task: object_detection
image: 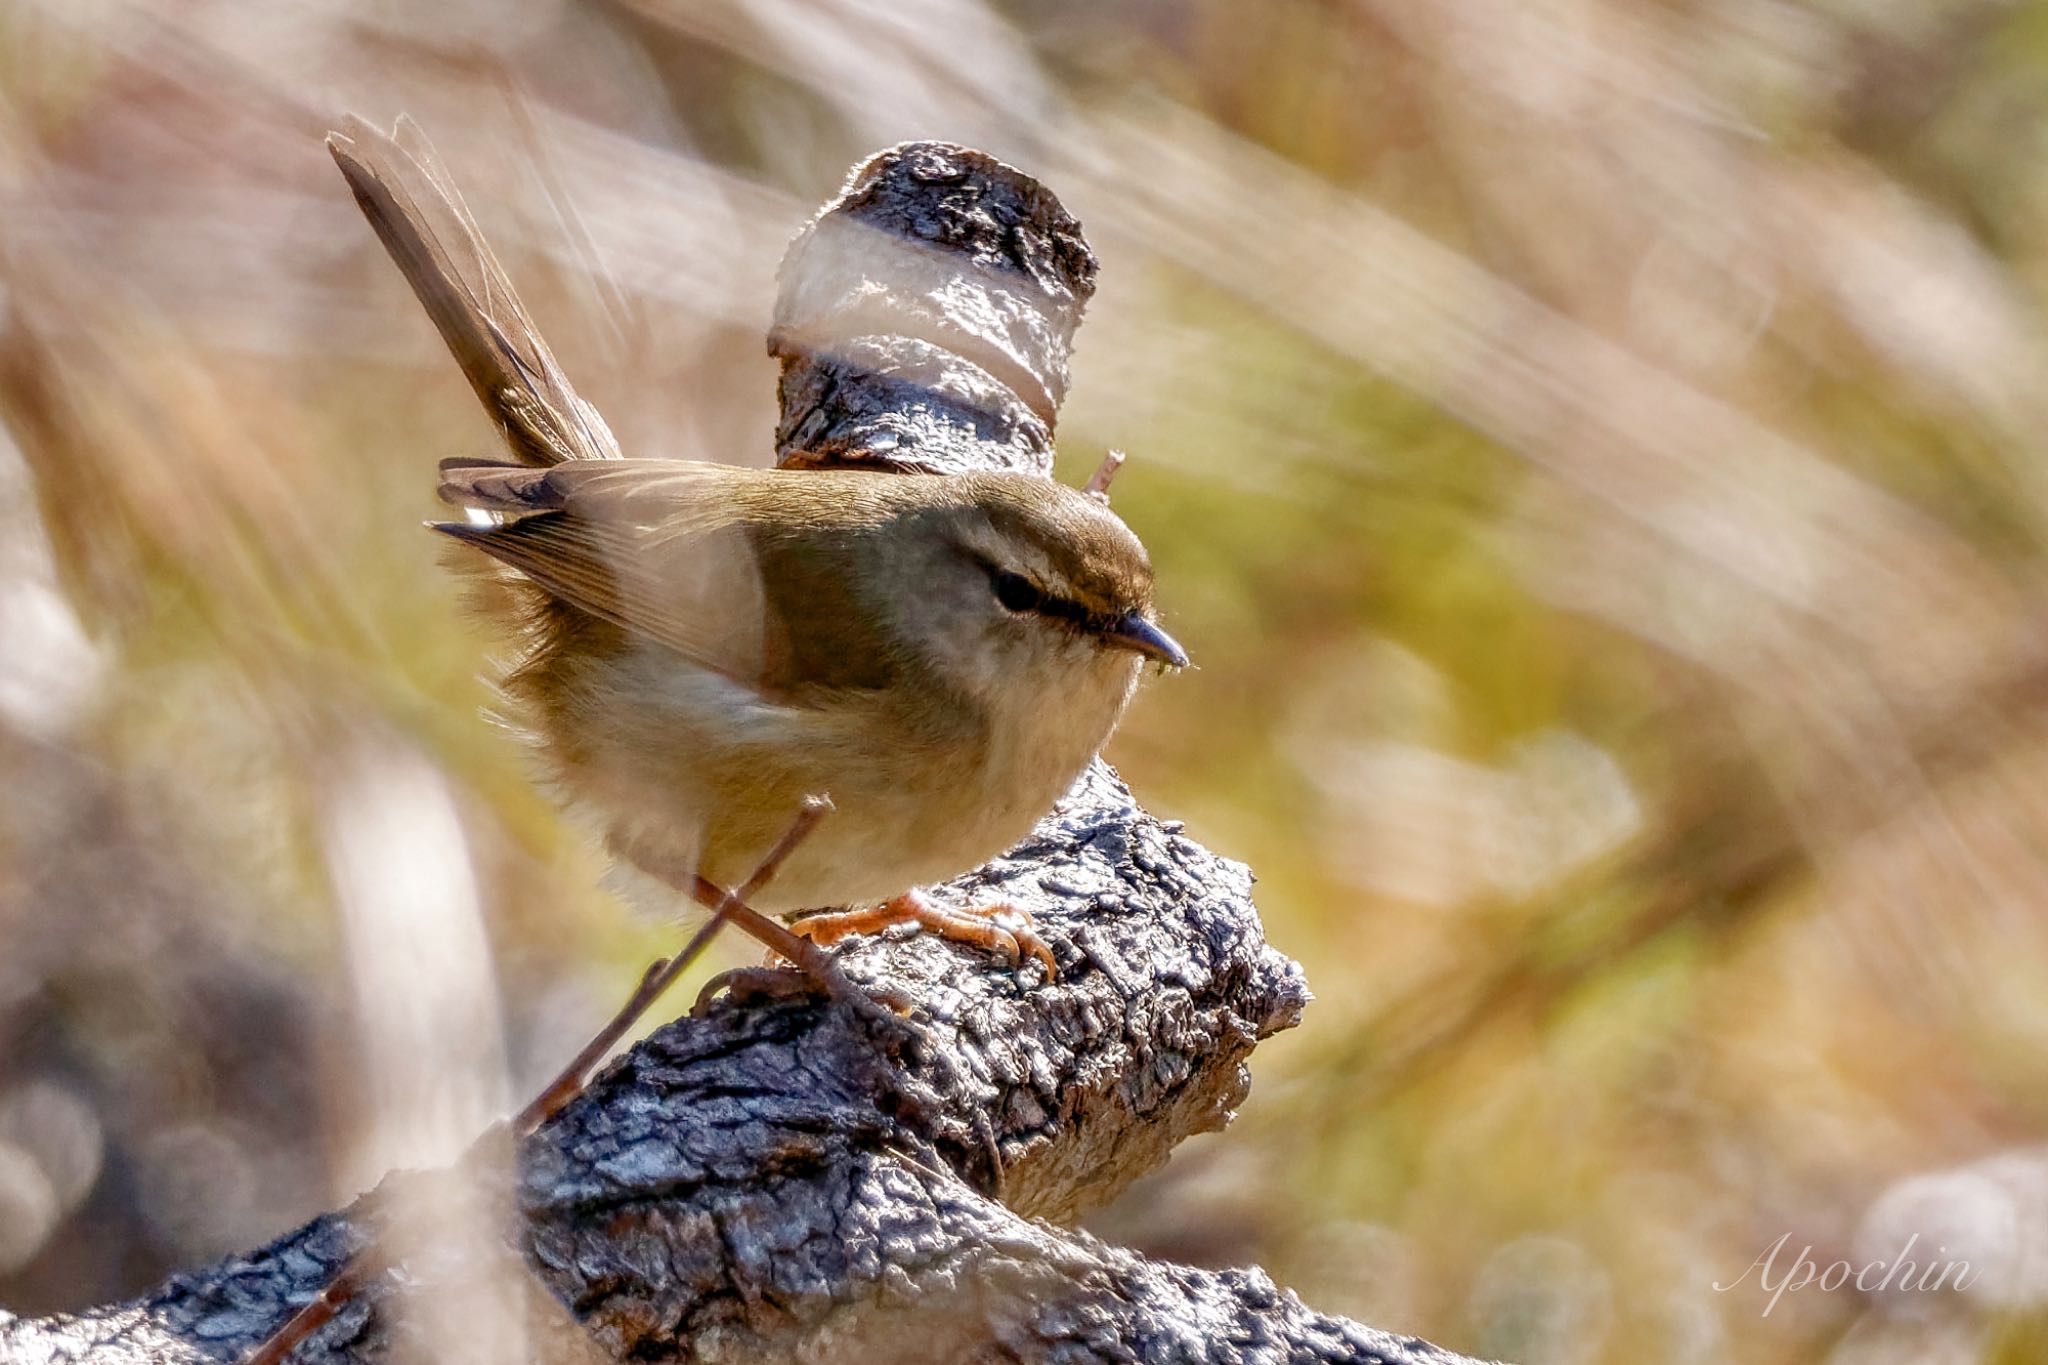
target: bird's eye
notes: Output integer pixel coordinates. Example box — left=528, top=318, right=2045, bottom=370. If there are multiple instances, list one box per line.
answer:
left=992, top=571, right=1042, bottom=613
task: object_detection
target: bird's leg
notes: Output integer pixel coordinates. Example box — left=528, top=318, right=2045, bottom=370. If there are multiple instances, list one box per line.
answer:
left=511, top=797, right=833, bottom=1135
left=681, top=880, right=914, bottom=1024
left=657, top=874, right=914, bottom=1024
left=612, top=808, right=913, bottom=1024
left=788, top=889, right=1057, bottom=978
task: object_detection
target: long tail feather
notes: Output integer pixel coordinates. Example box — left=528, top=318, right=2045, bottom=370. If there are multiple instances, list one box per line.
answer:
left=327, top=115, right=621, bottom=467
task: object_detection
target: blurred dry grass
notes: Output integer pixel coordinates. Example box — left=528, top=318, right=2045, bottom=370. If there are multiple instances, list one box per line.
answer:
left=5, top=1, right=2048, bottom=1361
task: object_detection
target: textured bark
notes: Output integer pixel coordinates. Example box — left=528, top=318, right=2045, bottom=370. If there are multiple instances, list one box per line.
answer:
left=0, top=142, right=1490, bottom=1365
left=770, top=141, right=1091, bottom=473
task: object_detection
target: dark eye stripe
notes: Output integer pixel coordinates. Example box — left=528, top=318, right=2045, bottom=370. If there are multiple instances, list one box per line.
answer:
left=986, top=566, right=1104, bottom=630
left=1033, top=594, right=1095, bottom=628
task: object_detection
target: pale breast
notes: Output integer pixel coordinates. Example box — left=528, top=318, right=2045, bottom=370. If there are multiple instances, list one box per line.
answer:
left=532, top=635, right=1141, bottom=916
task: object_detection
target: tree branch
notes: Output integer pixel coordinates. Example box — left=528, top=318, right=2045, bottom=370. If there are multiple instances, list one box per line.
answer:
left=0, top=141, right=1490, bottom=1365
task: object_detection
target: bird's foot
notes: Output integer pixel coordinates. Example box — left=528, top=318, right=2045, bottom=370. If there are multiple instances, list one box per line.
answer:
left=691, top=965, right=810, bottom=1015
left=692, top=953, right=914, bottom=1030
left=789, top=889, right=1057, bottom=977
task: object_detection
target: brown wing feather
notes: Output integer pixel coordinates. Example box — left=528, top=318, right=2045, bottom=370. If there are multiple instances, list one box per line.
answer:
left=328, top=115, right=620, bottom=467
left=435, top=461, right=774, bottom=685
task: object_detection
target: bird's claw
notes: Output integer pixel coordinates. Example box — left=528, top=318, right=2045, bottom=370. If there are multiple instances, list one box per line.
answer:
left=692, top=961, right=914, bottom=1031
left=788, top=890, right=1057, bottom=979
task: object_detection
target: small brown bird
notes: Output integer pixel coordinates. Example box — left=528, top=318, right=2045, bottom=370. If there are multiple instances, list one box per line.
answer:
left=329, top=118, right=1185, bottom=983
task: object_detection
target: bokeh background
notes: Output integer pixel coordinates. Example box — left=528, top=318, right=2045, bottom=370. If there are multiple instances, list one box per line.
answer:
left=4, top=1, right=2048, bottom=1361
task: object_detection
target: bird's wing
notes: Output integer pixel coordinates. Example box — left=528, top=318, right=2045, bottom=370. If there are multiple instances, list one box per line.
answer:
left=328, top=115, right=620, bottom=466
left=436, top=460, right=775, bottom=684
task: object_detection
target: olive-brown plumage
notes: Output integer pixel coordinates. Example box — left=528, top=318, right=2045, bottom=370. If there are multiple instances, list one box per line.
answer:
left=433, top=460, right=1182, bottom=913
left=330, top=114, right=1185, bottom=939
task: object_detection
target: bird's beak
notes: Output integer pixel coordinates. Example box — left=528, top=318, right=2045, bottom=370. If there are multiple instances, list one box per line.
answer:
left=1102, top=613, right=1190, bottom=668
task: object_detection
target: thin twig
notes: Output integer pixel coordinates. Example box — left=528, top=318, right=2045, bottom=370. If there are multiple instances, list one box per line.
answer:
left=242, top=797, right=833, bottom=1365
left=1082, top=448, right=1125, bottom=500
left=512, top=794, right=832, bottom=1134
left=241, top=1265, right=362, bottom=1365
